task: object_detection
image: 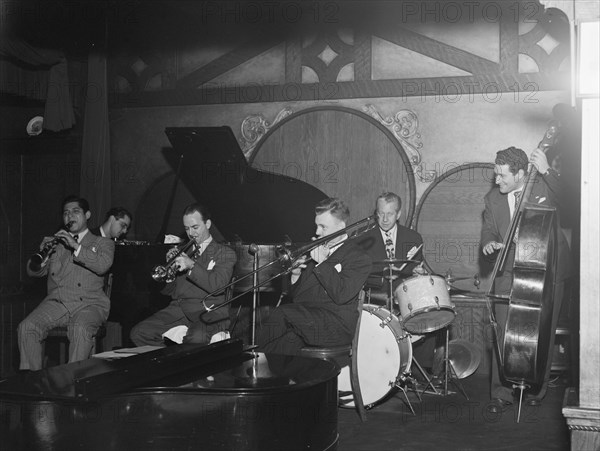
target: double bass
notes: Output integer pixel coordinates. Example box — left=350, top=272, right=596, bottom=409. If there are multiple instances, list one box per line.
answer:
left=486, top=124, right=561, bottom=417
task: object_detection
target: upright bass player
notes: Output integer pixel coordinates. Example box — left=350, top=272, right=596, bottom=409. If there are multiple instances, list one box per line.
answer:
left=482, top=146, right=572, bottom=413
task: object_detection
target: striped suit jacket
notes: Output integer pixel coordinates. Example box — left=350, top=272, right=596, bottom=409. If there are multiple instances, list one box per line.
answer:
left=27, top=231, right=115, bottom=311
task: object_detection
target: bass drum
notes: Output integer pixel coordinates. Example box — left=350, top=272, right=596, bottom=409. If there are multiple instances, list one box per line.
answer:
left=339, top=305, right=413, bottom=408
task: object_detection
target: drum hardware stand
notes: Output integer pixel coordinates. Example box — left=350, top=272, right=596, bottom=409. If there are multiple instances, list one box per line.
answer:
left=249, top=244, right=260, bottom=346
left=441, top=328, right=468, bottom=399
left=393, top=371, right=418, bottom=415
left=511, top=381, right=531, bottom=423
left=411, top=355, right=440, bottom=396
left=424, top=328, right=469, bottom=400
left=382, top=271, right=398, bottom=314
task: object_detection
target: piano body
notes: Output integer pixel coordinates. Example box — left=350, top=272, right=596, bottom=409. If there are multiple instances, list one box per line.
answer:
left=110, top=126, right=328, bottom=345
left=0, top=340, right=340, bottom=450
left=0, top=128, right=341, bottom=449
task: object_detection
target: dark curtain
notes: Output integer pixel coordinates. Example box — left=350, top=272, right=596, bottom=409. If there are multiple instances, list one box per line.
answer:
left=80, top=50, right=111, bottom=227
left=0, top=38, right=75, bottom=131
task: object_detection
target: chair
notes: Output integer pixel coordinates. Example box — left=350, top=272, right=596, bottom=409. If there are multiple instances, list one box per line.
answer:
left=43, top=274, right=112, bottom=367
left=298, top=290, right=367, bottom=422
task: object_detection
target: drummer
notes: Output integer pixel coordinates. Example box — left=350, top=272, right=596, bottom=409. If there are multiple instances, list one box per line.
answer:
left=354, top=191, right=424, bottom=294
left=354, top=192, right=436, bottom=374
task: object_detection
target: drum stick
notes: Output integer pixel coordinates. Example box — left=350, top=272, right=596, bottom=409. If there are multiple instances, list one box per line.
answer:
left=396, top=243, right=423, bottom=273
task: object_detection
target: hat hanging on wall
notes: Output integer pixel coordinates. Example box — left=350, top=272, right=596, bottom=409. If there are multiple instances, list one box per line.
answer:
left=26, top=116, right=44, bottom=136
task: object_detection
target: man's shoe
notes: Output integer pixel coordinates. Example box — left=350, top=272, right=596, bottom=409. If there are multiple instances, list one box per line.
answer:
left=525, top=397, right=542, bottom=407
left=488, top=398, right=512, bottom=414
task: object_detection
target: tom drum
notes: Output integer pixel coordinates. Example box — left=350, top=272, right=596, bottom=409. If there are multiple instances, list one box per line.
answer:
left=394, top=275, right=456, bottom=334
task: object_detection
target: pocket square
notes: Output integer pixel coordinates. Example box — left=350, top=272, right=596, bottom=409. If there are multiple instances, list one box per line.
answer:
left=334, top=263, right=342, bottom=273
left=538, top=197, right=546, bottom=203
left=207, top=259, right=216, bottom=270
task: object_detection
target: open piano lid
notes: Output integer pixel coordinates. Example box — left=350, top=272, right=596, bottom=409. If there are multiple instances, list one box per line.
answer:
left=164, top=126, right=327, bottom=243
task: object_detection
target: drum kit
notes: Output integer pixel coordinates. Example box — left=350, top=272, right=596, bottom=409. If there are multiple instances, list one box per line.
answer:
left=339, top=257, right=481, bottom=413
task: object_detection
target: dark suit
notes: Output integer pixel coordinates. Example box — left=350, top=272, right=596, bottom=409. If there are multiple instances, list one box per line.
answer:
left=18, top=230, right=115, bottom=370
left=256, top=241, right=372, bottom=355
left=482, top=169, right=571, bottom=401
left=130, top=239, right=237, bottom=346
left=354, top=223, right=423, bottom=290
left=353, top=223, right=435, bottom=366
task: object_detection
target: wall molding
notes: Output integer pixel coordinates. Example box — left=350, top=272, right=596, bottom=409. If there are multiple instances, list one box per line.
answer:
left=108, top=1, right=571, bottom=108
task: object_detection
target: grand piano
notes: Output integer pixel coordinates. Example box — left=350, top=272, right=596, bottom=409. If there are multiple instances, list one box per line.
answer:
left=0, top=340, right=340, bottom=450
left=109, top=126, right=328, bottom=345
left=0, top=127, right=340, bottom=450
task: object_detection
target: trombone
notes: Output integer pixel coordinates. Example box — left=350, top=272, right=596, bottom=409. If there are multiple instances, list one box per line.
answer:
left=201, top=215, right=377, bottom=312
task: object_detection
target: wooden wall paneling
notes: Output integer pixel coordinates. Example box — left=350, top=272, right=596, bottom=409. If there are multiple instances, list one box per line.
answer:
left=177, top=34, right=285, bottom=89
left=413, top=163, right=495, bottom=293
left=354, top=33, right=372, bottom=81
left=108, top=1, right=570, bottom=107
left=20, top=151, right=81, bottom=264
left=375, top=26, right=499, bottom=74
left=0, top=138, right=80, bottom=286
left=249, top=107, right=416, bottom=226
left=285, top=38, right=302, bottom=83
left=0, top=151, right=22, bottom=286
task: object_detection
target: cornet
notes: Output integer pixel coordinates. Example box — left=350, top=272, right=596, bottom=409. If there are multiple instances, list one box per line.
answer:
left=28, top=221, right=75, bottom=272
left=151, top=239, right=197, bottom=283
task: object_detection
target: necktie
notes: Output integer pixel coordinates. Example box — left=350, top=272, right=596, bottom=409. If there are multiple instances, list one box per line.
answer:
left=73, top=234, right=79, bottom=243
left=385, top=231, right=394, bottom=259
left=514, top=190, right=521, bottom=204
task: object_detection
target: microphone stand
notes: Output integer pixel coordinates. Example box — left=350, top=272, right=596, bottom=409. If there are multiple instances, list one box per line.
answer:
left=249, top=244, right=260, bottom=347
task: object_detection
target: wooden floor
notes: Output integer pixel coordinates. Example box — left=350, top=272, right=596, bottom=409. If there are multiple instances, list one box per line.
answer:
left=337, top=372, right=571, bottom=451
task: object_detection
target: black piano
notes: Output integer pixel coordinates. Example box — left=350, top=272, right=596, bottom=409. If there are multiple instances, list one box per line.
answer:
left=109, top=126, right=328, bottom=345
left=0, top=127, right=340, bottom=449
left=0, top=340, right=340, bottom=450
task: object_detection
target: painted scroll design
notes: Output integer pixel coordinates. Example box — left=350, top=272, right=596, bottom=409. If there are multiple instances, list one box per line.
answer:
left=240, top=108, right=293, bottom=158
left=362, top=104, right=435, bottom=182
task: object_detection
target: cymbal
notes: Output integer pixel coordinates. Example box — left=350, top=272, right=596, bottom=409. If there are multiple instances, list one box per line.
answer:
left=370, top=265, right=404, bottom=274
left=432, top=339, right=481, bottom=379
left=373, top=258, right=419, bottom=265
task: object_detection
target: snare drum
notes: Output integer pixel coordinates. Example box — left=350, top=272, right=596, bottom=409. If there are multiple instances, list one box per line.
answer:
left=394, top=275, right=456, bottom=334
left=338, top=305, right=413, bottom=408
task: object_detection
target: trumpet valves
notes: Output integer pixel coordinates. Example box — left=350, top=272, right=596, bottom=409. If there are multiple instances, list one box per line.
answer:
left=151, top=264, right=177, bottom=283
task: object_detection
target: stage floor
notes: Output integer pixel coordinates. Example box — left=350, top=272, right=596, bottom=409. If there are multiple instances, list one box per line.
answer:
left=338, top=371, right=571, bottom=451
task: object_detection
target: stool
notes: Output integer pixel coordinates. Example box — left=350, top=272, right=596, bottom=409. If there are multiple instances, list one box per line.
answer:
left=299, top=291, right=366, bottom=422
left=43, top=323, right=107, bottom=367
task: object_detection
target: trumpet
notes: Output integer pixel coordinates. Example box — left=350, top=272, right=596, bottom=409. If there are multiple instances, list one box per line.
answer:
left=151, top=239, right=197, bottom=283
left=28, top=221, right=75, bottom=272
